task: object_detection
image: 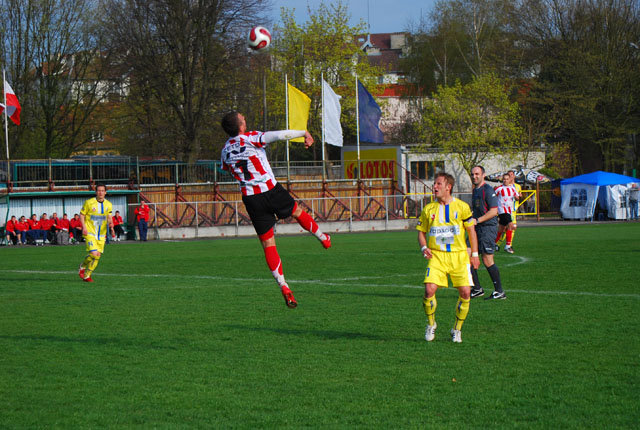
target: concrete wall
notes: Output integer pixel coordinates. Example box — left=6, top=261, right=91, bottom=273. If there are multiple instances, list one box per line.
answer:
left=401, top=150, right=546, bottom=194
left=150, top=218, right=417, bottom=241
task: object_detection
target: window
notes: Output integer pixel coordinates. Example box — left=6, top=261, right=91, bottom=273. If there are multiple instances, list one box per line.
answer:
left=411, top=161, right=444, bottom=180
left=569, top=189, right=587, bottom=207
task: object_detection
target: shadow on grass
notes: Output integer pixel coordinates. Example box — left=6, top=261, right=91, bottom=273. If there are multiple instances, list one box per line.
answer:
left=224, top=324, right=413, bottom=342
left=0, top=334, right=179, bottom=350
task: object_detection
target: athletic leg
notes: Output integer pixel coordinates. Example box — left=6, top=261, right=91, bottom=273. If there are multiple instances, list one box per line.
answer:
left=423, top=283, right=438, bottom=341
left=292, top=203, right=331, bottom=249
left=260, top=228, right=296, bottom=308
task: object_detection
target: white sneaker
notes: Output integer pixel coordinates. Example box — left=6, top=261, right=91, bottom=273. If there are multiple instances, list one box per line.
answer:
left=451, top=329, right=462, bottom=343
left=425, top=322, right=437, bottom=342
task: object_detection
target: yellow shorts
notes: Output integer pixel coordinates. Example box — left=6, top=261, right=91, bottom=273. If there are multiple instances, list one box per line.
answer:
left=85, top=236, right=106, bottom=254
left=424, top=250, right=473, bottom=288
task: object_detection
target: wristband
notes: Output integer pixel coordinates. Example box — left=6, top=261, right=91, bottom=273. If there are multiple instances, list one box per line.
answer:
left=471, top=252, right=479, bottom=257
left=421, top=246, right=428, bottom=253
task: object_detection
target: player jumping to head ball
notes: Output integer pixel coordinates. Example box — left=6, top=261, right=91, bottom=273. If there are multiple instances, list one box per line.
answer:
left=220, top=112, right=331, bottom=309
left=417, top=172, right=480, bottom=343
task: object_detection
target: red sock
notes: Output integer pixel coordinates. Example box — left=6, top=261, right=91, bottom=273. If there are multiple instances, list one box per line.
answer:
left=495, top=230, right=502, bottom=244
left=264, top=245, right=285, bottom=286
left=506, top=230, right=513, bottom=246
left=296, top=210, right=318, bottom=234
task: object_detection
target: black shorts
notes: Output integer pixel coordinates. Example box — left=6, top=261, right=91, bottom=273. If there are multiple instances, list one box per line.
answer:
left=498, top=213, right=513, bottom=226
left=475, top=223, right=497, bottom=255
left=242, top=183, right=296, bottom=236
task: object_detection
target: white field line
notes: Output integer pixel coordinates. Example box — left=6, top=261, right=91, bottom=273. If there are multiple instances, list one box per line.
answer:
left=1, top=269, right=638, bottom=299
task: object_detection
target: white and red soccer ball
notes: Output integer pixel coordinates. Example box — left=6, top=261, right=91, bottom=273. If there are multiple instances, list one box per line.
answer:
left=247, top=26, right=271, bottom=51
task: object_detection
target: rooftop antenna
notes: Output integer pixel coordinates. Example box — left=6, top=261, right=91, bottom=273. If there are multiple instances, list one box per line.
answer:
left=367, top=0, right=370, bottom=33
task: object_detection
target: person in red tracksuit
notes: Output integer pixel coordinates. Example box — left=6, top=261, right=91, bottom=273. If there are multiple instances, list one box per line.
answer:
left=112, top=210, right=125, bottom=241
left=134, top=202, right=150, bottom=241
left=40, top=213, right=55, bottom=244
left=15, top=216, right=28, bottom=244
left=27, top=214, right=46, bottom=246
left=5, top=215, right=18, bottom=245
left=55, top=213, right=71, bottom=245
left=69, top=213, right=83, bottom=243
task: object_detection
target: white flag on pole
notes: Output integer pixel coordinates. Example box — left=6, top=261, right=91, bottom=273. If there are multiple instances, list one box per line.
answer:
left=322, top=79, right=343, bottom=147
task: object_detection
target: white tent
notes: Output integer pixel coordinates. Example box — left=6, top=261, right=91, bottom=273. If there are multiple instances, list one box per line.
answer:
left=560, top=171, right=640, bottom=220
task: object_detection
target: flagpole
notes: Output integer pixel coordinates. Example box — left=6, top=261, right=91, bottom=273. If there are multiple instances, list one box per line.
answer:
left=285, top=74, right=290, bottom=182
left=321, top=73, right=326, bottom=182
left=355, top=74, right=361, bottom=181
left=3, top=69, right=10, bottom=186
left=3, top=69, right=9, bottom=160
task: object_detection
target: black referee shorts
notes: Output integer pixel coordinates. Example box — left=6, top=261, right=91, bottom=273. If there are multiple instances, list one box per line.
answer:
left=242, top=183, right=296, bottom=236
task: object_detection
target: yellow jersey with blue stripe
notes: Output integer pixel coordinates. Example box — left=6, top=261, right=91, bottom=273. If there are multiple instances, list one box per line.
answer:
left=81, top=197, right=113, bottom=241
left=416, top=198, right=474, bottom=252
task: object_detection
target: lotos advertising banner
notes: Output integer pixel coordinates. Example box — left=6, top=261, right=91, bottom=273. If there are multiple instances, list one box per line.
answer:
left=342, top=147, right=400, bottom=181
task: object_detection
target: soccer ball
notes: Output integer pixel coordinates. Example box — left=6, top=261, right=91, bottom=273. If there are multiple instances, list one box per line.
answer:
left=247, top=26, right=271, bottom=51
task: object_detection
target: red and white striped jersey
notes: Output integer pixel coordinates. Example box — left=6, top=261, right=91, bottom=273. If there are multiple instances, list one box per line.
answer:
left=494, top=184, right=519, bottom=214
left=221, top=131, right=277, bottom=196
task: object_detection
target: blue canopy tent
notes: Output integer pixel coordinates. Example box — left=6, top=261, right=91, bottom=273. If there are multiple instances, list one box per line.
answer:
left=560, top=171, right=640, bottom=220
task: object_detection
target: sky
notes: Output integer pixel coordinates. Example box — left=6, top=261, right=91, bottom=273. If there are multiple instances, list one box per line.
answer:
left=268, top=0, right=438, bottom=34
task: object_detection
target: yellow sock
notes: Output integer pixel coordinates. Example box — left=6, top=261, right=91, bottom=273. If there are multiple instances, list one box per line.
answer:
left=81, top=254, right=93, bottom=269
left=422, top=295, right=437, bottom=326
left=85, top=254, right=101, bottom=278
left=454, top=297, right=470, bottom=330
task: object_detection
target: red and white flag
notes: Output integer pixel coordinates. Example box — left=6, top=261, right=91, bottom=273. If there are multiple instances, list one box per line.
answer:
left=1, top=80, right=21, bottom=125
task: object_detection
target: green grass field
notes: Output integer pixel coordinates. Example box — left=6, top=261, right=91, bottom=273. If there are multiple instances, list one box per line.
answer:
left=1, top=223, right=639, bottom=428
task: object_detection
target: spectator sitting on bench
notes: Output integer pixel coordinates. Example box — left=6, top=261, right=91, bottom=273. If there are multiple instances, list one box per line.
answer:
left=5, top=215, right=18, bottom=245
left=16, top=216, right=28, bottom=245
left=55, top=213, right=71, bottom=245
left=70, top=213, right=83, bottom=243
left=113, top=210, right=125, bottom=241
left=27, top=214, right=46, bottom=246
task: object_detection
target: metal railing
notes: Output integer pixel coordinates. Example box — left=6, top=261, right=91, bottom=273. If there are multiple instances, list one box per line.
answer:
left=126, top=193, right=428, bottom=232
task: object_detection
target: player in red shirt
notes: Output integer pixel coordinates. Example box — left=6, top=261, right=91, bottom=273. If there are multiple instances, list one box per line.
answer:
left=134, top=202, right=150, bottom=241
left=494, top=173, right=520, bottom=254
left=70, top=214, right=83, bottom=243
left=27, top=214, right=46, bottom=246
left=220, top=111, right=332, bottom=309
left=15, top=216, right=29, bottom=244
left=112, top=210, right=125, bottom=241
left=40, top=213, right=56, bottom=244
left=55, top=213, right=71, bottom=245
left=5, top=215, right=18, bottom=245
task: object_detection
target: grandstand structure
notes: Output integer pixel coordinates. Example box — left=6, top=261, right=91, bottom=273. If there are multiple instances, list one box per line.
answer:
left=0, top=156, right=434, bottom=240
left=0, top=152, right=555, bottom=240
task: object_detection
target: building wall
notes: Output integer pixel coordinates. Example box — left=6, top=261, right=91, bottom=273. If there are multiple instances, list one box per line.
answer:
left=401, top=150, right=546, bottom=194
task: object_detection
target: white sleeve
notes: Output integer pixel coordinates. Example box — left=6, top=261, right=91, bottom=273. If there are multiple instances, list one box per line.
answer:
left=262, top=130, right=306, bottom=143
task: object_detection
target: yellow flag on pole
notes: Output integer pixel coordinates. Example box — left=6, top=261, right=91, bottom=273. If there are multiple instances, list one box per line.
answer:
left=287, top=83, right=311, bottom=142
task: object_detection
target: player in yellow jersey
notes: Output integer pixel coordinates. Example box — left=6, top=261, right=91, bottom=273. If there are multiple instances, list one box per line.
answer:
left=417, top=173, right=480, bottom=343
left=78, top=183, right=115, bottom=282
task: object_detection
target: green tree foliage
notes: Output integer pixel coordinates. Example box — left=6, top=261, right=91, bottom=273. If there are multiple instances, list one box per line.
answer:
left=262, top=0, right=383, bottom=162
left=419, top=73, right=524, bottom=175
left=102, top=0, right=268, bottom=162
left=514, top=0, right=640, bottom=173
left=0, top=0, right=114, bottom=158
left=402, top=0, right=521, bottom=94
